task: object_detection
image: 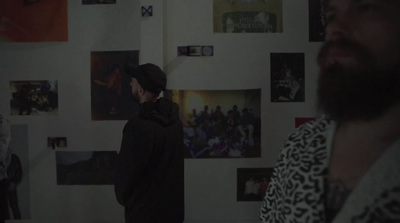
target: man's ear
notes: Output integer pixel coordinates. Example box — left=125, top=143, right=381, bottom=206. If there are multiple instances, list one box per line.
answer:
left=138, top=86, right=145, bottom=95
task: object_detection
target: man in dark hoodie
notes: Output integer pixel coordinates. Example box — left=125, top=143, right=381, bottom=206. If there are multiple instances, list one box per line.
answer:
left=114, top=63, right=184, bottom=223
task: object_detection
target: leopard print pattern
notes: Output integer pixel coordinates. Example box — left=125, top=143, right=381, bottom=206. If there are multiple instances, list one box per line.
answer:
left=260, top=117, right=331, bottom=223
left=351, top=186, right=400, bottom=223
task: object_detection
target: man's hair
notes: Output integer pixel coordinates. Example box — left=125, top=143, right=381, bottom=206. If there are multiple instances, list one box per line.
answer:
left=125, top=63, right=167, bottom=95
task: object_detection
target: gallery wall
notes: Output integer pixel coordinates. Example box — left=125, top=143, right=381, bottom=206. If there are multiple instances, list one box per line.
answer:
left=1, top=0, right=144, bottom=222
left=165, top=1, right=322, bottom=221
left=0, top=0, right=324, bottom=222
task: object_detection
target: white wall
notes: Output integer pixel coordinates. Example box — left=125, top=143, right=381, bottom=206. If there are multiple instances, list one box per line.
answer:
left=1, top=1, right=143, bottom=222
left=164, top=1, right=322, bottom=222
left=0, top=0, right=323, bottom=222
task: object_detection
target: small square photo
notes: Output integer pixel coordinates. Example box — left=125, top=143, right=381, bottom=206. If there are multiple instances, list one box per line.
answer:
left=177, top=46, right=188, bottom=56
left=187, top=46, right=201, bottom=56
left=48, top=137, right=67, bottom=150
left=201, top=46, right=214, bottom=56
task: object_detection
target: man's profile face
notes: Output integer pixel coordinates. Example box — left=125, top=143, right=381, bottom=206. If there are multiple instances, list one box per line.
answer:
left=317, top=0, right=400, bottom=122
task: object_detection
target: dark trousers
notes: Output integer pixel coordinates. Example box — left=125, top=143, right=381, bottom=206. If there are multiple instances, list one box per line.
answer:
left=0, top=179, right=10, bottom=223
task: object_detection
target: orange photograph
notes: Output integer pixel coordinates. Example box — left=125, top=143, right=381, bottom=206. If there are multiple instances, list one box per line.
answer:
left=0, top=0, right=68, bottom=42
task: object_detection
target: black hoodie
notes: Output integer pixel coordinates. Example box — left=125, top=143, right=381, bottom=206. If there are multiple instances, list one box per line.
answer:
left=115, top=98, right=184, bottom=223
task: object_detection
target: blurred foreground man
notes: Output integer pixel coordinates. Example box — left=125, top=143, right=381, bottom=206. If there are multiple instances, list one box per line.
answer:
left=0, top=114, right=11, bottom=223
left=260, top=0, right=400, bottom=222
left=115, top=63, right=184, bottom=223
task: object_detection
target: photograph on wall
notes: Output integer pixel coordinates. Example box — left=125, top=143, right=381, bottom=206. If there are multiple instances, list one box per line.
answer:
left=0, top=0, right=68, bottom=42
left=91, top=50, right=139, bottom=121
left=187, top=46, right=202, bottom=56
left=237, top=167, right=273, bottom=201
left=82, top=0, right=116, bottom=4
left=309, top=0, right=326, bottom=42
left=213, top=0, right=282, bottom=33
left=47, top=137, right=67, bottom=150
left=56, top=151, right=118, bottom=185
left=6, top=124, right=31, bottom=220
left=10, top=80, right=58, bottom=116
left=271, top=53, right=305, bottom=102
left=295, top=117, right=315, bottom=128
left=170, top=89, right=261, bottom=159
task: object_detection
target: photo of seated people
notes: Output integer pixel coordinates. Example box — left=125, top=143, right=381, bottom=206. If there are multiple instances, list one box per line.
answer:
left=171, top=89, right=261, bottom=158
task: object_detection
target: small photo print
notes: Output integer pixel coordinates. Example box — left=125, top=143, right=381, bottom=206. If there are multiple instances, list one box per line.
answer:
left=237, top=168, right=273, bottom=202
left=177, top=46, right=188, bottom=56
left=201, top=46, right=214, bottom=56
left=309, top=0, right=326, bottom=42
left=56, top=151, right=118, bottom=185
left=47, top=137, right=67, bottom=150
left=10, top=80, right=58, bottom=116
left=270, top=53, right=305, bottom=102
left=82, top=0, right=116, bottom=4
left=187, top=46, right=201, bottom=56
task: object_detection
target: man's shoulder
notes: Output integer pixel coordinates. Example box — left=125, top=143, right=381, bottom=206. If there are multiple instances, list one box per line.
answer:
left=261, top=116, right=332, bottom=223
left=281, top=116, right=332, bottom=154
left=290, top=116, right=331, bottom=138
left=123, top=116, right=148, bottom=130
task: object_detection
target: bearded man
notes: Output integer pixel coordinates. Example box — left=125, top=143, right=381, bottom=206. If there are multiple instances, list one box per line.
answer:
left=260, top=0, right=400, bottom=222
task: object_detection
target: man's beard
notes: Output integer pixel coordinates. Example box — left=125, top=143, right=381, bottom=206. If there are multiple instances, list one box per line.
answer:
left=317, top=40, right=400, bottom=122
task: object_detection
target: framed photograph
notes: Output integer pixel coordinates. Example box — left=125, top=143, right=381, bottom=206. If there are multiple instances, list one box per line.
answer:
left=171, top=89, right=261, bottom=159
left=237, top=168, right=273, bottom=201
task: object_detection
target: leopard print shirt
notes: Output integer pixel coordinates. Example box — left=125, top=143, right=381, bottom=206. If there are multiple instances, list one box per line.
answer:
left=259, top=117, right=331, bottom=222
left=259, top=116, right=400, bottom=223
